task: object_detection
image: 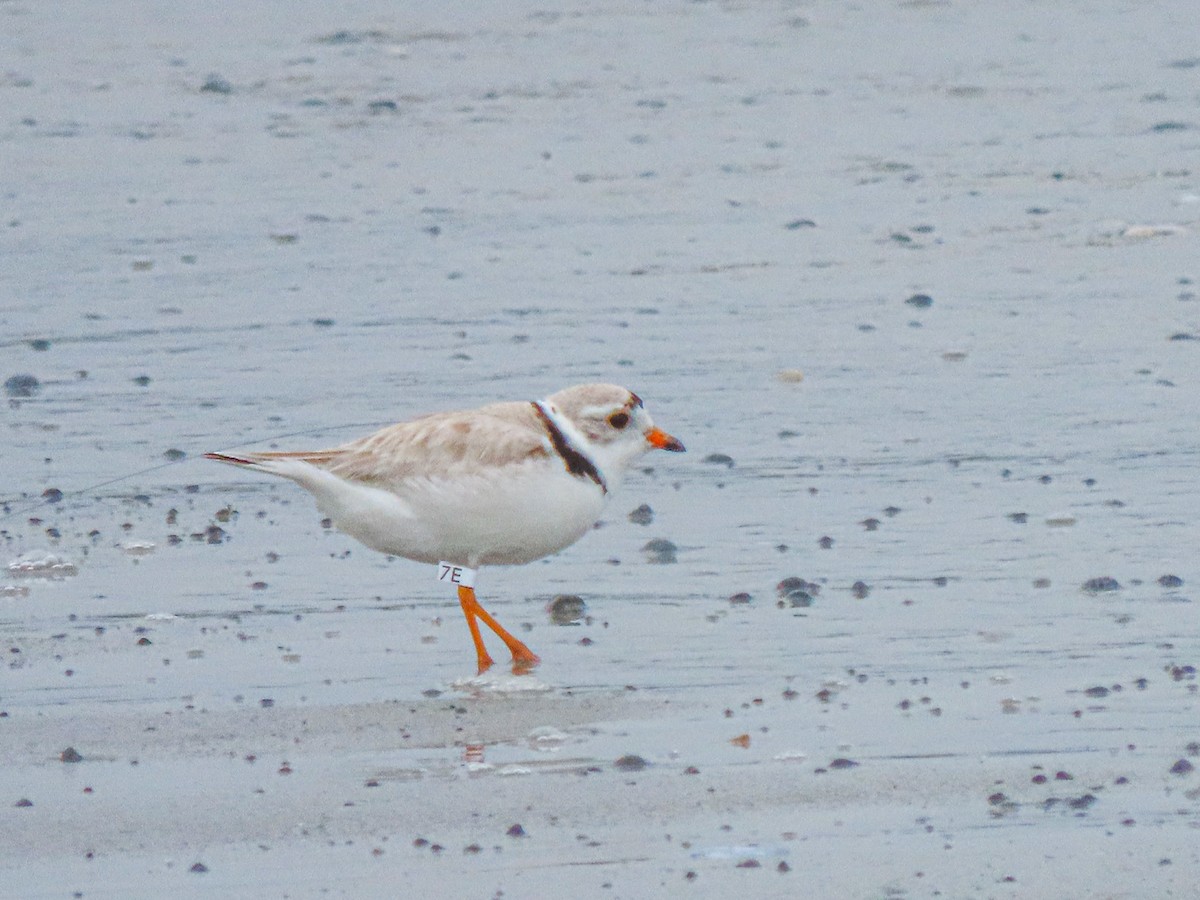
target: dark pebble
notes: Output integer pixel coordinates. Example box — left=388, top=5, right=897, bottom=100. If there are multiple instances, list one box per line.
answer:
left=189, top=862, right=208, bottom=873
left=782, top=590, right=814, bottom=608
left=1169, top=759, right=1195, bottom=776
left=905, top=293, right=934, bottom=308
left=205, top=525, right=226, bottom=544
left=829, top=757, right=859, bottom=769
left=777, top=861, right=791, bottom=873
left=736, top=859, right=761, bottom=868
left=132, top=375, right=152, bottom=387
left=614, top=754, right=648, bottom=772
left=61, top=747, right=83, bottom=763
left=1082, top=576, right=1121, bottom=593
left=506, top=824, right=527, bottom=838
left=163, top=448, right=186, bottom=461
left=883, top=506, right=901, bottom=517
left=1084, top=686, right=1109, bottom=698
left=642, top=538, right=678, bottom=564
left=15, top=798, right=33, bottom=808
left=860, top=518, right=880, bottom=531
left=702, top=453, right=735, bottom=468
left=42, top=488, right=63, bottom=503
left=200, top=74, right=232, bottom=94
left=28, top=339, right=51, bottom=351
left=548, top=594, right=587, bottom=625
left=776, top=577, right=819, bottom=596
left=1066, top=794, right=1097, bottom=810
left=627, top=503, right=655, bottom=525
left=4, top=374, right=40, bottom=397
left=851, top=581, right=870, bottom=599
left=818, top=536, right=834, bottom=549
left=785, top=218, right=816, bottom=230
left=1158, top=574, right=1184, bottom=588
left=1007, top=512, right=1028, bottom=524
left=728, top=592, right=752, bottom=605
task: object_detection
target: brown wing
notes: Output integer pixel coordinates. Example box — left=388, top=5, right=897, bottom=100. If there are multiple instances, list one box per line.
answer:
left=247, top=400, right=551, bottom=487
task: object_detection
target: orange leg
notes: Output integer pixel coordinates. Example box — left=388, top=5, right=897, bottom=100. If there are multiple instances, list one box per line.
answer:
left=457, top=585, right=540, bottom=674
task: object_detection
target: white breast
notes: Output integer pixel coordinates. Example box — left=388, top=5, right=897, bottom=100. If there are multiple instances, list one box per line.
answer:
left=308, top=457, right=607, bottom=567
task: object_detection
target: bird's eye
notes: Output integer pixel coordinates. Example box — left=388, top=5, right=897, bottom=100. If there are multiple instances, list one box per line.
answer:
left=607, top=411, right=630, bottom=430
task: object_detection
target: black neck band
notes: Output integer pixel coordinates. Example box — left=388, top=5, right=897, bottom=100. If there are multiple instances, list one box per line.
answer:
left=531, top=402, right=606, bottom=494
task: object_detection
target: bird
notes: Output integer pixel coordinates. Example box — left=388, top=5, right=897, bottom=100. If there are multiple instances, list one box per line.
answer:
left=204, top=383, right=685, bottom=673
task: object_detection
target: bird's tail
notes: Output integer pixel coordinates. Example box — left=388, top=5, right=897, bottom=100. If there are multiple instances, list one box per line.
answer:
left=203, top=450, right=331, bottom=480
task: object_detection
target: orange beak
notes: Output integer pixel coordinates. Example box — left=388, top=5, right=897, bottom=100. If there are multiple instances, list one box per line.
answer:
left=645, top=427, right=686, bottom=452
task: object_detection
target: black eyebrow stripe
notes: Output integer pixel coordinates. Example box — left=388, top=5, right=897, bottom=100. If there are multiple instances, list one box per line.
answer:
left=531, top=402, right=607, bottom=494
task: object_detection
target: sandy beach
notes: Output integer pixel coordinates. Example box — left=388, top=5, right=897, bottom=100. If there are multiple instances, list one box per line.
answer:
left=3, top=1, right=1199, bottom=897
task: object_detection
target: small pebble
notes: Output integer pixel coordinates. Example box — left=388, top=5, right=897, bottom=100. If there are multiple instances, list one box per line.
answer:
left=1170, top=759, right=1195, bottom=776
left=851, top=581, right=870, bottom=599
left=189, top=862, right=208, bottom=874
left=776, top=577, right=819, bottom=597
left=614, top=754, right=648, bottom=772
left=781, top=590, right=814, bottom=608
left=642, top=538, right=678, bottom=564
left=627, top=503, right=654, bottom=525
left=703, top=453, right=735, bottom=468
left=61, top=747, right=83, bottom=763
left=506, top=824, right=527, bottom=838
left=728, top=592, right=752, bottom=605
left=1158, top=574, right=1184, bottom=588
left=200, top=74, right=232, bottom=94
left=905, top=293, right=934, bottom=308
left=547, top=594, right=587, bottom=625
left=1082, top=576, right=1121, bottom=593
left=4, top=374, right=40, bottom=397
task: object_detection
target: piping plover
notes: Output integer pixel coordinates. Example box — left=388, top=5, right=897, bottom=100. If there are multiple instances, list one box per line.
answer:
left=205, top=383, right=685, bottom=673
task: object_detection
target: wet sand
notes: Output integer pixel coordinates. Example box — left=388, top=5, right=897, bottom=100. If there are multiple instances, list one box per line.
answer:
left=3, top=1, right=1199, bottom=897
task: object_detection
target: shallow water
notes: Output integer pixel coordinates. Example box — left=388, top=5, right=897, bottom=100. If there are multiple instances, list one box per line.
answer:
left=3, top=1, right=1199, bottom=897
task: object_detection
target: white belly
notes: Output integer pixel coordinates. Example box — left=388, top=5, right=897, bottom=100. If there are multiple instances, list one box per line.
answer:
left=308, top=459, right=607, bottom=567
